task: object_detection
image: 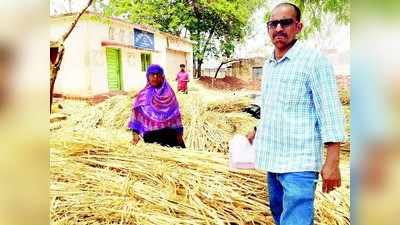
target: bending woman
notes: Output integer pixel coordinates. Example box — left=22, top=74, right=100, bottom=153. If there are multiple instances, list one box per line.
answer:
left=128, top=64, right=185, bottom=148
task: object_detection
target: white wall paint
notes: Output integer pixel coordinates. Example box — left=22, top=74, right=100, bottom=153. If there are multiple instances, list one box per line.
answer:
left=51, top=15, right=193, bottom=95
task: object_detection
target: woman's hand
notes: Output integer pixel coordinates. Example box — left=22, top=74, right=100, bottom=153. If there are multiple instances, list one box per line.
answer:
left=247, top=130, right=256, bottom=145
left=132, top=132, right=141, bottom=145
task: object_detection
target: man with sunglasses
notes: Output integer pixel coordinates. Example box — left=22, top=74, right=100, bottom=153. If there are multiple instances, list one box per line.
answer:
left=248, top=3, right=345, bottom=225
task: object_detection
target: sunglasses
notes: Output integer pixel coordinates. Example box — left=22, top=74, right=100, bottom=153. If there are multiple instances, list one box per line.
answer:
left=267, top=18, right=295, bottom=29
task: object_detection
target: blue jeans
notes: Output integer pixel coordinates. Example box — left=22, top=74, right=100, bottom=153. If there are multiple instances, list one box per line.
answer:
left=268, top=172, right=319, bottom=225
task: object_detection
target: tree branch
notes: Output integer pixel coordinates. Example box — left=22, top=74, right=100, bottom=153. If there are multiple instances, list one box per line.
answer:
left=200, top=24, right=216, bottom=59
left=61, top=0, right=94, bottom=42
left=214, top=59, right=239, bottom=78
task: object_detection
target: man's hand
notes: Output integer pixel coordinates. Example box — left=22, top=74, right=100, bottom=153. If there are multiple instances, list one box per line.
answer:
left=247, top=129, right=256, bottom=145
left=132, top=132, right=140, bottom=145
left=321, top=160, right=341, bottom=193
left=321, top=142, right=341, bottom=193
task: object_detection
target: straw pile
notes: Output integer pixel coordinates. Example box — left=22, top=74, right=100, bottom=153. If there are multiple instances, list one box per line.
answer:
left=65, top=95, right=132, bottom=129
left=56, top=92, right=257, bottom=154
left=50, top=127, right=349, bottom=225
left=205, top=98, right=252, bottom=113
left=50, top=89, right=350, bottom=225
left=176, top=93, right=257, bottom=153
left=50, top=128, right=270, bottom=225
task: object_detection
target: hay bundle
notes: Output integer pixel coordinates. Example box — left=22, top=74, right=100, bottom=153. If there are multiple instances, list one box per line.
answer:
left=60, top=99, right=90, bottom=115
left=56, top=93, right=256, bottom=153
left=50, top=128, right=350, bottom=225
left=65, top=96, right=132, bottom=129
left=50, top=89, right=350, bottom=225
left=205, top=98, right=252, bottom=113
left=50, top=121, right=65, bottom=131
left=99, top=95, right=132, bottom=129
left=50, top=128, right=270, bottom=225
left=59, top=92, right=254, bottom=145
left=223, top=112, right=258, bottom=135
left=177, top=93, right=257, bottom=153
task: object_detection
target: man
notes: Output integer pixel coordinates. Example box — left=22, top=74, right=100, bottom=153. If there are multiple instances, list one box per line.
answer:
left=176, top=64, right=189, bottom=93
left=248, top=3, right=345, bottom=225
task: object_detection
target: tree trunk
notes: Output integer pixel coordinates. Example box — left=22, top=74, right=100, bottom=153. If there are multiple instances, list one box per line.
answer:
left=192, top=57, right=197, bottom=78
left=50, top=0, right=94, bottom=112
left=50, top=71, right=57, bottom=110
left=50, top=46, right=65, bottom=112
left=196, top=59, right=203, bottom=78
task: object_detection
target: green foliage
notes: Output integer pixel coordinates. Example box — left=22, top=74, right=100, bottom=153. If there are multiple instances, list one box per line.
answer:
left=264, top=0, right=350, bottom=39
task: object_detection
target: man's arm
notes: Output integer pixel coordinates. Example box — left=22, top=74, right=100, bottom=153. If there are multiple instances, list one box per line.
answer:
left=309, top=54, right=346, bottom=193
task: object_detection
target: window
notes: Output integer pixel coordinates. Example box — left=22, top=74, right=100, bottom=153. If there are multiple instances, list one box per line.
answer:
left=141, top=53, right=151, bottom=72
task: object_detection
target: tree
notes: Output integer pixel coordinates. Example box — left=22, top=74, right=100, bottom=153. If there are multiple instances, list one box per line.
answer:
left=187, top=0, right=264, bottom=78
left=103, top=0, right=264, bottom=78
left=264, top=0, right=350, bottom=38
left=50, top=0, right=94, bottom=112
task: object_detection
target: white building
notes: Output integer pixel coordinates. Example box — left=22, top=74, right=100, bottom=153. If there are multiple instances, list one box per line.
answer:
left=50, top=12, right=194, bottom=97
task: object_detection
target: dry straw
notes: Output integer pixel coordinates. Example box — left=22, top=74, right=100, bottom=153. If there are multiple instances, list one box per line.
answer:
left=50, top=89, right=349, bottom=225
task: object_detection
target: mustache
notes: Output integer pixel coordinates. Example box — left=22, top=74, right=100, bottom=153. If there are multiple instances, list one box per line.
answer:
left=273, top=32, right=287, bottom=38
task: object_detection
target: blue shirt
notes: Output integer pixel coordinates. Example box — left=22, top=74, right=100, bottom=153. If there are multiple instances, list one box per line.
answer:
left=255, top=41, right=345, bottom=173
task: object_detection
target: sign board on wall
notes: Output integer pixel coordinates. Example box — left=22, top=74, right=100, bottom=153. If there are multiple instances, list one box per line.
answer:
left=133, top=28, right=154, bottom=50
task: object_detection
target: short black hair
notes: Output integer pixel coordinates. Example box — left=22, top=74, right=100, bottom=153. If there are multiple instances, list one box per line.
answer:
left=180, top=64, right=185, bottom=67
left=274, top=2, right=301, bottom=21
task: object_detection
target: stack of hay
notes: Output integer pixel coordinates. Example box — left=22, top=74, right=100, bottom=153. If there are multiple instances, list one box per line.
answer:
left=50, top=128, right=349, bottom=225
left=177, top=93, right=256, bottom=153
left=65, top=95, right=132, bottom=129
left=54, top=92, right=257, bottom=154
left=50, top=128, right=270, bottom=225
left=50, top=91, right=350, bottom=225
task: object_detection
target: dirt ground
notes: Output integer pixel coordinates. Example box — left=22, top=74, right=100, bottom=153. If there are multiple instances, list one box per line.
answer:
left=197, top=76, right=261, bottom=91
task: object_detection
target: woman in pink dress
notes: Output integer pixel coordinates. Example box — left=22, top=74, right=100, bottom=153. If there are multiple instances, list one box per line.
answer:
left=176, top=64, right=189, bottom=93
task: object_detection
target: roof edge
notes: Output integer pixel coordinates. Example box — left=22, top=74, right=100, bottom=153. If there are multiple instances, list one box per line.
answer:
left=50, top=11, right=195, bottom=44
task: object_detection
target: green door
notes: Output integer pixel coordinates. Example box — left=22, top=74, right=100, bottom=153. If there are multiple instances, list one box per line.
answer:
left=106, top=48, right=122, bottom=91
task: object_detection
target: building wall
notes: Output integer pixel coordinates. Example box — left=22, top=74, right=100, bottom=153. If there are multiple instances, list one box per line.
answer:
left=231, top=60, right=253, bottom=81
left=231, top=57, right=266, bottom=81
left=86, top=21, right=109, bottom=94
left=166, top=37, right=193, bottom=81
left=50, top=19, right=91, bottom=96
left=86, top=20, right=160, bottom=93
left=51, top=15, right=193, bottom=96
left=165, top=49, right=187, bottom=82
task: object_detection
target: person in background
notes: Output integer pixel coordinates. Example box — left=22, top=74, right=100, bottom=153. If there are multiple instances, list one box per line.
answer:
left=176, top=64, right=189, bottom=93
left=129, top=64, right=185, bottom=148
left=248, top=3, right=345, bottom=225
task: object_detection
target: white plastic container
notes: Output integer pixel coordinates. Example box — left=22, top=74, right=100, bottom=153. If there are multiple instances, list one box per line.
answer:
left=229, top=134, right=255, bottom=169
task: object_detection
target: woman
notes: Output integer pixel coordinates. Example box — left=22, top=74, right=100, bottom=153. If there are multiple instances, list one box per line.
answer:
left=128, top=64, right=185, bottom=148
left=176, top=64, right=189, bottom=93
